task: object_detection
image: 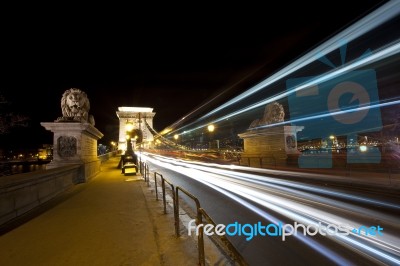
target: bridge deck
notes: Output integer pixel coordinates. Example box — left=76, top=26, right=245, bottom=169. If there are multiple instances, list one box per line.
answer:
left=0, top=156, right=199, bottom=266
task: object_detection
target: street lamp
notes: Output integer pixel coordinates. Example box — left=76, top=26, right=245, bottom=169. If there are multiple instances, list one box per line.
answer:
left=126, top=121, right=134, bottom=132
left=329, top=135, right=337, bottom=150
left=207, top=124, right=217, bottom=150
left=174, top=134, right=179, bottom=147
left=110, top=141, right=117, bottom=151
left=125, top=121, right=134, bottom=155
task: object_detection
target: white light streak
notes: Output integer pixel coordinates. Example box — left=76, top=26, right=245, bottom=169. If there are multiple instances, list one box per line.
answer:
left=141, top=153, right=400, bottom=264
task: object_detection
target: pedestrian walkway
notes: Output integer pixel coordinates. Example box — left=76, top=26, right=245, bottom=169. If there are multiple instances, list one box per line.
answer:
left=0, top=156, right=228, bottom=266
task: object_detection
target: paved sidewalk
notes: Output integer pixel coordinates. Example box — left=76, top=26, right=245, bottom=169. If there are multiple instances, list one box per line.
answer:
left=0, top=157, right=224, bottom=266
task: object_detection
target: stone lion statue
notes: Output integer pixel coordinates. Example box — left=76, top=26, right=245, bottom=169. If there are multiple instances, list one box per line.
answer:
left=262, top=102, right=285, bottom=125
left=56, top=88, right=95, bottom=125
left=249, top=102, right=285, bottom=128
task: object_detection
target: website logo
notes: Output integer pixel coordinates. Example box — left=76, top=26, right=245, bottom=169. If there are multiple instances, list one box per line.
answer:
left=188, top=220, right=383, bottom=241
left=286, top=42, right=382, bottom=168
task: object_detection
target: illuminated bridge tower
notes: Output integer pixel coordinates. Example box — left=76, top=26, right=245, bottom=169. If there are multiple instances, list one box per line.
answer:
left=116, top=107, right=156, bottom=152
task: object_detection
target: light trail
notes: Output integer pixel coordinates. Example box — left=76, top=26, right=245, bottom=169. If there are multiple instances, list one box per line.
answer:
left=147, top=3, right=400, bottom=264
left=163, top=63, right=269, bottom=134
left=145, top=153, right=400, bottom=211
left=140, top=153, right=400, bottom=264
left=189, top=171, right=354, bottom=266
left=142, top=153, right=352, bottom=265
left=174, top=39, right=400, bottom=135
left=166, top=1, right=400, bottom=136
left=201, top=1, right=400, bottom=120
left=255, top=99, right=400, bottom=131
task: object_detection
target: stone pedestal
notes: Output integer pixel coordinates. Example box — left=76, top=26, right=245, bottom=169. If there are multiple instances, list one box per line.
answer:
left=41, top=122, right=104, bottom=182
left=238, top=125, right=303, bottom=167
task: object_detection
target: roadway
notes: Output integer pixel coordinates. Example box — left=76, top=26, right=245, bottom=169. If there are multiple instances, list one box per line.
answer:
left=142, top=152, right=400, bottom=265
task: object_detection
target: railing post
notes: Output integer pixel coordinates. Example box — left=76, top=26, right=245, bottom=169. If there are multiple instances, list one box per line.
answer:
left=175, top=189, right=181, bottom=237
left=143, top=163, right=146, bottom=181
left=147, top=166, right=150, bottom=186
left=199, top=208, right=248, bottom=266
left=196, top=208, right=205, bottom=266
left=146, top=170, right=247, bottom=265
left=161, top=178, right=166, bottom=213
left=143, top=164, right=148, bottom=181
left=176, top=187, right=205, bottom=266
left=145, top=164, right=150, bottom=186
left=173, top=188, right=179, bottom=237
left=154, top=172, right=159, bottom=201
left=160, top=176, right=178, bottom=235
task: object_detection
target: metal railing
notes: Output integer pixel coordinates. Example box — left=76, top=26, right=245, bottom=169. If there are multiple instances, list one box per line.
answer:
left=161, top=176, right=175, bottom=214
left=176, top=186, right=205, bottom=265
left=154, top=172, right=163, bottom=201
left=139, top=161, right=150, bottom=185
left=150, top=170, right=248, bottom=266
left=153, top=173, right=179, bottom=234
left=199, top=208, right=247, bottom=266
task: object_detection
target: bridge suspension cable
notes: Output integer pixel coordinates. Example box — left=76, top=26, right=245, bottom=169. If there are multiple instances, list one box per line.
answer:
left=143, top=119, right=188, bottom=150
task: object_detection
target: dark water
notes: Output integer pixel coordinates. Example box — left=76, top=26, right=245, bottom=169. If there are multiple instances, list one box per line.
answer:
left=0, top=162, right=48, bottom=176
left=12, top=164, right=47, bottom=174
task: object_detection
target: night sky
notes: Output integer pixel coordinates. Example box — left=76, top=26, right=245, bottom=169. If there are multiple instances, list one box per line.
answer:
left=0, top=1, right=388, bottom=150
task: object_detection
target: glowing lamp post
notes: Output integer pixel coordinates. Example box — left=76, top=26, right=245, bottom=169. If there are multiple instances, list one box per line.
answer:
left=126, top=121, right=134, bottom=132
left=207, top=124, right=218, bottom=150
left=174, top=134, right=179, bottom=147
left=125, top=121, right=134, bottom=155
left=329, top=135, right=335, bottom=149
left=110, top=141, right=117, bottom=151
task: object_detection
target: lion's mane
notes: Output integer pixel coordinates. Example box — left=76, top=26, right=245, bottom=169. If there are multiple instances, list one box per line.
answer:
left=58, top=88, right=95, bottom=125
left=249, top=102, right=285, bottom=129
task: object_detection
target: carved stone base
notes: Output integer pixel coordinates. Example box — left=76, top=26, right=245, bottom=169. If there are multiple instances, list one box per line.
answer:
left=41, top=122, right=104, bottom=182
left=238, top=125, right=303, bottom=167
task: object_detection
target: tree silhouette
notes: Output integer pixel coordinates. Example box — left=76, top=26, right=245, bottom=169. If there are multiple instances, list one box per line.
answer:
left=0, top=93, right=29, bottom=134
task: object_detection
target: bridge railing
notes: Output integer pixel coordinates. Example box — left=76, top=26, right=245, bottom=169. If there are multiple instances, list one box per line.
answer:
left=0, top=164, right=82, bottom=227
left=151, top=169, right=248, bottom=266
left=176, top=186, right=205, bottom=265
left=139, top=160, right=150, bottom=185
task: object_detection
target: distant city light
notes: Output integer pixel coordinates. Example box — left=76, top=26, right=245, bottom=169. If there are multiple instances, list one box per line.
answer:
left=359, top=145, right=368, bottom=152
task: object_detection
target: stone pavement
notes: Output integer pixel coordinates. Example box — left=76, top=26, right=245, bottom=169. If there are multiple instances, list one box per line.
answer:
left=0, top=156, right=230, bottom=266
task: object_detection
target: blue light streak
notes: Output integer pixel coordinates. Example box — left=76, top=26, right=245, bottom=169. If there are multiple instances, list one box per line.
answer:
left=141, top=153, right=400, bottom=264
